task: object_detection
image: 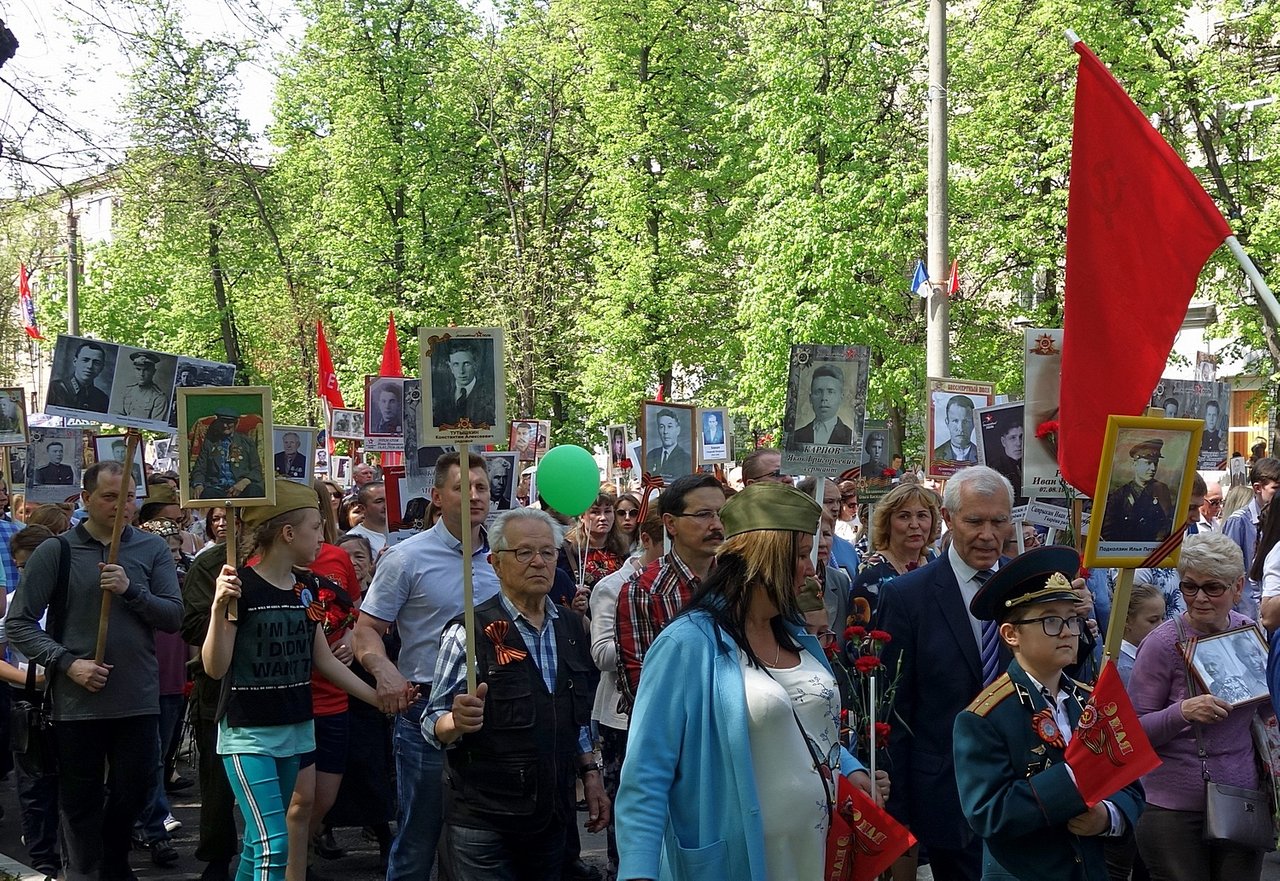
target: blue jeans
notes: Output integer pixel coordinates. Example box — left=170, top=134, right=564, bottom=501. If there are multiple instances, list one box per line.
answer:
left=387, top=693, right=444, bottom=881
left=223, top=752, right=301, bottom=881
left=447, top=821, right=565, bottom=881
left=138, top=693, right=185, bottom=842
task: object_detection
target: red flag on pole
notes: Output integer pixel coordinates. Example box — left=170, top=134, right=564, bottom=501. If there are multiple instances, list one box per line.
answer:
left=1058, top=40, right=1232, bottom=496
left=1064, top=660, right=1161, bottom=807
left=18, top=263, right=43, bottom=341
left=317, top=321, right=345, bottom=410
left=947, top=258, right=959, bottom=297
left=825, top=777, right=916, bottom=881
left=380, top=312, right=404, bottom=377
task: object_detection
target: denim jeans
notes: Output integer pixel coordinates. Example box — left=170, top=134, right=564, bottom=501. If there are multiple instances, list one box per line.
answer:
left=223, top=752, right=300, bottom=881
left=138, top=693, right=185, bottom=842
left=55, top=714, right=159, bottom=881
left=447, top=820, right=565, bottom=881
left=387, top=693, right=445, bottom=881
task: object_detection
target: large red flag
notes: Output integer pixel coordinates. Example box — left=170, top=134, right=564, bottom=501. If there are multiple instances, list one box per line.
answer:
left=1058, top=40, right=1232, bottom=496
left=317, top=320, right=345, bottom=410
left=380, top=312, right=404, bottom=377
left=1064, top=660, right=1161, bottom=807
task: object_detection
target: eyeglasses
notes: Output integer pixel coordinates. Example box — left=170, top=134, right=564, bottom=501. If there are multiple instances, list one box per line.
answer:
left=1179, top=580, right=1231, bottom=598
left=496, top=548, right=559, bottom=564
left=617, top=509, right=639, bottom=518
left=1206, top=499, right=1224, bottom=508
left=672, top=509, right=723, bottom=524
left=1008, top=615, right=1085, bottom=637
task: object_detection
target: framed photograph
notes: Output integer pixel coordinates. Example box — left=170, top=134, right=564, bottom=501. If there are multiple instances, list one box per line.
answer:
left=926, top=378, right=995, bottom=480
left=0, top=387, right=28, bottom=446
left=364, top=376, right=405, bottom=452
left=859, top=419, right=902, bottom=502
left=44, top=334, right=119, bottom=421
left=332, top=455, right=352, bottom=486
left=1149, top=377, right=1232, bottom=471
left=273, top=426, right=316, bottom=484
left=25, top=428, right=84, bottom=503
left=1083, top=415, right=1204, bottom=568
left=314, top=447, right=329, bottom=475
left=536, top=419, right=552, bottom=456
left=419, top=327, right=505, bottom=446
left=167, top=357, right=236, bottom=428
left=605, top=425, right=631, bottom=477
left=1187, top=625, right=1270, bottom=708
left=641, top=401, right=696, bottom=484
left=4, top=445, right=26, bottom=489
left=1023, top=329, right=1064, bottom=498
left=483, top=451, right=519, bottom=521
left=330, top=408, right=366, bottom=441
left=92, top=434, right=147, bottom=498
left=511, top=419, right=543, bottom=463
left=698, top=409, right=731, bottom=464
left=976, top=402, right=1026, bottom=501
left=626, top=438, right=644, bottom=483
left=781, top=344, right=869, bottom=476
left=177, top=387, right=275, bottom=509
left=106, top=346, right=178, bottom=431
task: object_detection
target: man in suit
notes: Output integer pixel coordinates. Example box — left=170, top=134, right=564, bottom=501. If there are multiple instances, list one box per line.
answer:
left=434, top=342, right=496, bottom=427
left=488, top=455, right=514, bottom=511
left=1201, top=399, right=1224, bottom=456
left=1101, top=439, right=1174, bottom=543
left=877, top=465, right=1014, bottom=881
left=933, top=394, right=978, bottom=465
left=792, top=364, right=853, bottom=445
left=274, top=432, right=307, bottom=479
left=644, top=409, right=692, bottom=481
left=36, top=441, right=74, bottom=485
left=370, top=382, right=403, bottom=435
left=701, top=412, right=724, bottom=445
left=48, top=341, right=110, bottom=413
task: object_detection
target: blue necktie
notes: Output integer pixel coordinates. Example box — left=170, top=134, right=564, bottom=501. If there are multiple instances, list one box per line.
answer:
left=976, top=569, right=1001, bottom=686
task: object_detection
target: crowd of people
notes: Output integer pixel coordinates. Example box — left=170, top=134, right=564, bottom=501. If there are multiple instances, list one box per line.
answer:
left=0, top=440, right=1275, bottom=881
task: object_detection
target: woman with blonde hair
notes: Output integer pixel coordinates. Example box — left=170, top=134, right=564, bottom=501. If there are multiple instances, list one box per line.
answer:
left=849, top=482, right=941, bottom=618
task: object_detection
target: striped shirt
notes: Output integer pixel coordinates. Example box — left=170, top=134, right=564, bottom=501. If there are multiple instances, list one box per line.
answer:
left=615, top=550, right=702, bottom=714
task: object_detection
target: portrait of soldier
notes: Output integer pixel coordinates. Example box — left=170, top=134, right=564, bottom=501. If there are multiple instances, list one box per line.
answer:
left=1101, top=438, right=1175, bottom=543
left=369, top=381, right=403, bottom=435
left=1201, top=399, right=1224, bottom=454
left=35, top=441, right=74, bottom=485
left=48, top=340, right=110, bottom=413
left=117, top=351, right=169, bottom=419
left=191, top=407, right=265, bottom=499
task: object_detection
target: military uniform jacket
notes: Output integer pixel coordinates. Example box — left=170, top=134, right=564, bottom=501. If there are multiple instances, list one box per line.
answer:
left=1101, top=479, right=1173, bottom=542
left=953, top=660, right=1145, bottom=881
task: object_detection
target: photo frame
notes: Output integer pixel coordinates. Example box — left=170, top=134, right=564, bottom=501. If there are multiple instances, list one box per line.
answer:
left=419, top=326, right=506, bottom=446
left=25, top=428, right=84, bottom=503
left=976, top=401, right=1026, bottom=501
left=1148, top=377, right=1232, bottom=471
left=0, top=387, right=28, bottom=447
left=364, top=376, right=405, bottom=452
left=640, top=401, right=697, bottom=484
left=1186, top=625, right=1270, bottom=708
left=698, top=409, right=731, bottom=464
left=535, top=419, right=552, bottom=457
left=926, top=378, right=995, bottom=480
left=106, top=346, right=179, bottom=428
left=858, top=419, right=902, bottom=502
left=92, top=434, right=147, bottom=498
left=482, top=451, right=519, bottom=523
left=44, top=334, right=119, bottom=422
left=176, top=387, right=275, bottom=509
left=781, top=344, right=869, bottom=476
left=1023, top=329, right=1065, bottom=498
left=330, top=408, right=366, bottom=441
left=604, top=424, right=631, bottom=477
left=167, top=356, right=236, bottom=428
left=1083, top=415, right=1204, bottom=568
left=510, top=419, right=543, bottom=463
left=332, top=455, right=352, bottom=486
left=4, top=445, right=26, bottom=490
left=273, top=426, right=317, bottom=485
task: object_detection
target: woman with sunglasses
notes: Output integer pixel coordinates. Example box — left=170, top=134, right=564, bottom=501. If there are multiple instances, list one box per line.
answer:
left=1129, top=532, right=1266, bottom=881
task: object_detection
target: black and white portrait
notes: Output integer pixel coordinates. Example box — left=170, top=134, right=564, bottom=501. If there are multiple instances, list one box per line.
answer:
left=1189, top=626, right=1270, bottom=708
left=330, top=408, right=366, bottom=441
left=26, top=428, right=83, bottom=502
left=926, top=378, right=994, bottom=480
left=1149, top=378, right=1232, bottom=470
left=641, top=401, right=695, bottom=483
left=483, top=451, right=519, bottom=517
left=419, top=327, right=506, bottom=445
left=699, top=409, right=731, bottom=464
left=977, top=402, right=1026, bottom=501
left=365, top=377, right=405, bottom=437
left=46, top=334, right=119, bottom=419
left=6, top=445, right=26, bottom=488
left=107, top=346, right=178, bottom=430
left=0, top=387, right=28, bottom=447
left=273, top=426, right=316, bottom=484
left=781, top=344, right=869, bottom=476
left=859, top=419, right=903, bottom=501
left=166, top=356, right=236, bottom=428
left=94, top=435, right=147, bottom=497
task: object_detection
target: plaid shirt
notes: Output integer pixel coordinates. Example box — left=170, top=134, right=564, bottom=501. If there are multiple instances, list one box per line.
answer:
left=615, top=550, right=702, bottom=714
left=0, top=517, right=20, bottom=592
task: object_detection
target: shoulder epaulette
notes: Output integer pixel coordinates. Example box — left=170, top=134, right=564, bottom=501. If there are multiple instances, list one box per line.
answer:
left=966, top=673, right=1014, bottom=717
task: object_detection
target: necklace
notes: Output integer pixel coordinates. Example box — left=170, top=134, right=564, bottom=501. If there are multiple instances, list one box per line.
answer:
left=771, top=641, right=782, bottom=667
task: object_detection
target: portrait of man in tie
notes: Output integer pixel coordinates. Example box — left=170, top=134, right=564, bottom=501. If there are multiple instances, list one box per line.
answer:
left=642, top=401, right=695, bottom=482
left=419, top=327, right=507, bottom=447
left=431, top=339, right=497, bottom=428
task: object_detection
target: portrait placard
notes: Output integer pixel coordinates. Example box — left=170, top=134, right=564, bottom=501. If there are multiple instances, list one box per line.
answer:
left=364, top=376, right=405, bottom=452
left=510, top=419, right=543, bottom=463
left=0, top=387, right=28, bottom=447
left=976, top=402, right=1026, bottom=501
left=604, top=425, right=631, bottom=477
left=419, top=327, right=505, bottom=446
left=859, top=419, right=901, bottom=501
left=107, top=346, right=178, bottom=428
left=272, top=426, right=316, bottom=485
left=626, top=438, right=644, bottom=483
left=640, top=401, right=697, bottom=484
left=926, top=378, right=995, bottom=480
left=535, top=420, right=552, bottom=457
left=25, top=428, right=83, bottom=503
left=781, top=344, right=869, bottom=476
left=332, top=455, right=352, bottom=486
left=330, top=408, right=366, bottom=441
left=5, top=445, right=27, bottom=489
left=483, top=451, right=519, bottom=525
left=1148, top=377, right=1232, bottom=470
left=44, top=335, right=119, bottom=422
left=314, top=447, right=329, bottom=475
left=167, top=357, right=236, bottom=428
left=1023, top=328, right=1065, bottom=497
left=92, top=434, right=146, bottom=498
left=1187, top=625, right=1269, bottom=708
left=1083, top=415, right=1203, bottom=568
left=403, top=379, right=455, bottom=499
left=177, top=387, right=275, bottom=509
left=698, top=409, right=731, bottom=464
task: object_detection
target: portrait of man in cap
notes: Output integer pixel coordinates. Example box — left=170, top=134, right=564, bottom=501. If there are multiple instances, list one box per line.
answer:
left=190, top=407, right=265, bottom=499
left=115, top=351, right=170, bottom=419
left=1101, top=438, right=1174, bottom=542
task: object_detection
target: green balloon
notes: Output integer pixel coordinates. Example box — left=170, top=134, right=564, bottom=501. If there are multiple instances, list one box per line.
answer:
left=537, top=445, right=600, bottom=517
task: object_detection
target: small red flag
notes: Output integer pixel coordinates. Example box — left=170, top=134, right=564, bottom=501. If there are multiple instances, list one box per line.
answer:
left=826, top=778, right=916, bottom=881
left=1064, top=660, right=1161, bottom=807
left=18, top=263, right=42, bottom=341
left=947, top=258, right=959, bottom=297
left=655, top=382, right=665, bottom=403
left=380, top=312, right=404, bottom=377
left=317, top=321, right=345, bottom=410
left=1058, top=40, right=1232, bottom=496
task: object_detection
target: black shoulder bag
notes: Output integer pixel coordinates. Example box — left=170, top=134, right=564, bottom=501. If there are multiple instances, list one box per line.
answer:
left=10, top=535, right=72, bottom=774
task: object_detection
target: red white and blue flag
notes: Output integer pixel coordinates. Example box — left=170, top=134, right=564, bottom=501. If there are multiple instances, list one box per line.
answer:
left=18, top=263, right=42, bottom=340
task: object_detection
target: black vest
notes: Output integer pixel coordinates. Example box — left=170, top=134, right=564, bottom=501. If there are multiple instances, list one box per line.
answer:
left=444, top=594, right=595, bottom=832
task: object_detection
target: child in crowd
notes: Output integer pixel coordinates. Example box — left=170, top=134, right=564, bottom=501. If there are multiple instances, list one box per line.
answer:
left=1117, top=583, right=1164, bottom=687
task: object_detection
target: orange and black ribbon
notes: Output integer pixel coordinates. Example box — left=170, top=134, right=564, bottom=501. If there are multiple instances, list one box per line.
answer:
left=1137, top=518, right=1192, bottom=569
left=483, top=620, right=528, bottom=665
left=634, top=472, right=665, bottom=526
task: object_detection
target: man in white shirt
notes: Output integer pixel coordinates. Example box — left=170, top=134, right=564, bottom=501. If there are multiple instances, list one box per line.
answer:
left=346, top=481, right=389, bottom=557
left=1199, top=480, right=1224, bottom=531
left=933, top=395, right=978, bottom=464
left=793, top=365, right=853, bottom=445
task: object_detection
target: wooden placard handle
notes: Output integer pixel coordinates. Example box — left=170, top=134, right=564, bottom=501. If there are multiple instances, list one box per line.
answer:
left=95, top=430, right=141, bottom=662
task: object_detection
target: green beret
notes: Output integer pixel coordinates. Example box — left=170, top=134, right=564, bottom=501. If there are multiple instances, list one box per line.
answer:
left=241, top=477, right=320, bottom=529
left=795, top=576, right=825, bottom=613
left=720, top=482, right=822, bottom=538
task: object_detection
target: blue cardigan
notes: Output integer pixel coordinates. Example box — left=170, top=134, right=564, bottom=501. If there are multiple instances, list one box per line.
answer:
left=615, top=609, right=864, bottom=881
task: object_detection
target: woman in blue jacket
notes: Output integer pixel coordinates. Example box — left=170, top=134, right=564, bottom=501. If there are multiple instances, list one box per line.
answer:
left=615, top=481, right=887, bottom=881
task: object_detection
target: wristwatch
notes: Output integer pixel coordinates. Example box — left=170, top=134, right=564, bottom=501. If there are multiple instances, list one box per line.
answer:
left=577, top=762, right=603, bottom=779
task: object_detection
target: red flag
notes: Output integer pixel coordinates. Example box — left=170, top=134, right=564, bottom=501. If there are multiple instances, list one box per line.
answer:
left=826, top=777, right=916, bottom=881
left=316, top=321, right=345, bottom=410
left=1064, top=660, right=1161, bottom=807
left=1058, top=40, right=1232, bottom=496
left=655, top=382, right=665, bottom=403
left=947, top=258, right=959, bottom=297
left=380, top=312, right=404, bottom=377
left=18, top=263, right=42, bottom=341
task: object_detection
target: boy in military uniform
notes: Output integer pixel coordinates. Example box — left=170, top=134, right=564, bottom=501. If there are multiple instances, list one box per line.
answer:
left=954, top=546, right=1145, bottom=880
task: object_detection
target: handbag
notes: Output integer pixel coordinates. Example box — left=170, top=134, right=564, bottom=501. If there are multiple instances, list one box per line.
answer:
left=8, top=536, right=71, bottom=775
left=1174, top=615, right=1277, bottom=851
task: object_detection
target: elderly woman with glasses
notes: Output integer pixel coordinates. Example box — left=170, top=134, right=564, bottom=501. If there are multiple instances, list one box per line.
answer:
left=1128, top=531, right=1268, bottom=881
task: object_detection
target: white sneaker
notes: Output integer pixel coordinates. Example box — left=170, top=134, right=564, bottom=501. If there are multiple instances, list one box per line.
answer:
left=164, top=814, right=182, bottom=834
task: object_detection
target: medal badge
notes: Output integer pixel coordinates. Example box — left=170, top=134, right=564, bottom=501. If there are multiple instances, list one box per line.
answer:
left=1032, top=707, right=1066, bottom=750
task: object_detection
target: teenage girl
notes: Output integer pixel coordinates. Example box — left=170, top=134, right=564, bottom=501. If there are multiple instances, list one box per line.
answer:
left=1117, top=582, right=1165, bottom=687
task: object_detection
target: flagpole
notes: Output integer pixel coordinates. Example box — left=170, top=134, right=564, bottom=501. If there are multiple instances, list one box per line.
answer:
left=1225, top=236, right=1280, bottom=326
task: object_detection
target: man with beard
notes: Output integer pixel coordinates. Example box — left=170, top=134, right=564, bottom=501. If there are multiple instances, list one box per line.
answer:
left=190, top=408, right=264, bottom=499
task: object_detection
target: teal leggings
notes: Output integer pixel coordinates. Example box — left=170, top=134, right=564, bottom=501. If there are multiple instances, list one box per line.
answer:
left=222, top=753, right=300, bottom=881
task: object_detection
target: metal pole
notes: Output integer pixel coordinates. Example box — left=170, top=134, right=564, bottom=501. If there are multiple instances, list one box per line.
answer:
left=66, top=209, right=79, bottom=336
left=925, top=0, right=950, bottom=378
